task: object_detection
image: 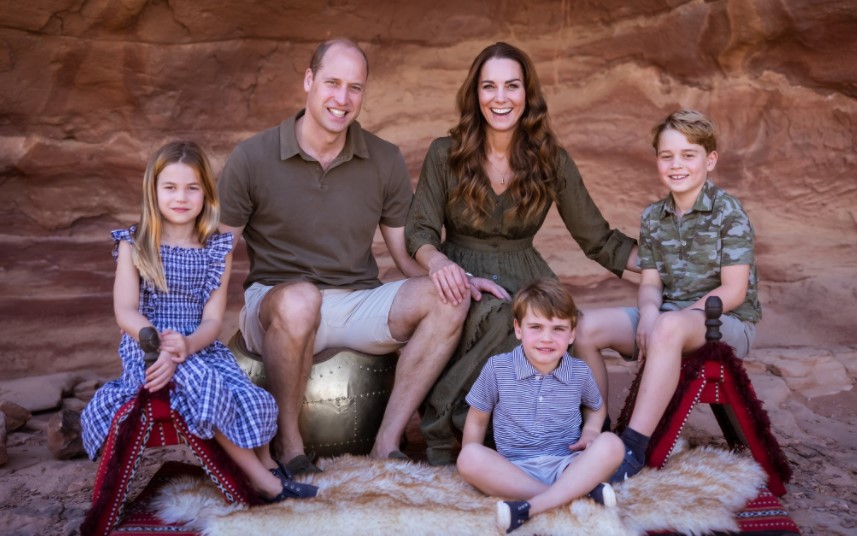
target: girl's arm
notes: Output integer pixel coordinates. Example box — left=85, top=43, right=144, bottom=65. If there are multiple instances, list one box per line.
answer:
left=460, top=406, right=491, bottom=447
left=114, top=240, right=154, bottom=338
left=159, top=251, right=234, bottom=361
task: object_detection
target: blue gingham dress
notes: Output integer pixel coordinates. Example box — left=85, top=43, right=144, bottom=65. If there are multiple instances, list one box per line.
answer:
left=81, top=227, right=278, bottom=460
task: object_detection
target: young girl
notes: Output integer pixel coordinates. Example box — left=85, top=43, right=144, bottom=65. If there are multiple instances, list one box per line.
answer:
left=80, top=141, right=317, bottom=503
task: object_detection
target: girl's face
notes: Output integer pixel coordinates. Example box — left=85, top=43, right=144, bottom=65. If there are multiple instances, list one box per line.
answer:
left=478, top=57, right=526, bottom=136
left=156, top=162, right=204, bottom=227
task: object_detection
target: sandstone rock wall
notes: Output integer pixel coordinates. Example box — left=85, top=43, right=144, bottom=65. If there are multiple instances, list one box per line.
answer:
left=1, top=0, right=856, bottom=378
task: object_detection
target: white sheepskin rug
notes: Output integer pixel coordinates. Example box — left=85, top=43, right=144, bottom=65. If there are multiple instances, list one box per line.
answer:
left=153, top=445, right=765, bottom=536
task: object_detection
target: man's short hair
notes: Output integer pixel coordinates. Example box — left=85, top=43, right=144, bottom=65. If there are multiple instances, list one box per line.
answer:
left=309, top=38, right=369, bottom=77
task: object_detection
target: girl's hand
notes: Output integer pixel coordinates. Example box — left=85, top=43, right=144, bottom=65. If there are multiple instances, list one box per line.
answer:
left=427, top=256, right=471, bottom=306
left=159, top=329, right=189, bottom=362
left=569, top=428, right=600, bottom=451
left=144, top=351, right=179, bottom=392
left=468, top=277, right=511, bottom=302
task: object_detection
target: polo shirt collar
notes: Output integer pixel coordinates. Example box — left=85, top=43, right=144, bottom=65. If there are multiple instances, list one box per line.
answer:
left=661, top=179, right=718, bottom=218
left=279, top=109, right=370, bottom=162
left=512, top=345, right=576, bottom=385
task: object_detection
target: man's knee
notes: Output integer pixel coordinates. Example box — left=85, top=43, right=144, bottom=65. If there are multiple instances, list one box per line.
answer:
left=262, top=282, right=322, bottom=334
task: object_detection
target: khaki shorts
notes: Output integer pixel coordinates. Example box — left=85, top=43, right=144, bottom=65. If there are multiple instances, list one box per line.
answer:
left=240, top=280, right=408, bottom=357
left=622, top=304, right=756, bottom=359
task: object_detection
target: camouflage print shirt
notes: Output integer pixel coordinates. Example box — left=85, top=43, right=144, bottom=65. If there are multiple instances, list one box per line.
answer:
left=638, top=180, right=761, bottom=323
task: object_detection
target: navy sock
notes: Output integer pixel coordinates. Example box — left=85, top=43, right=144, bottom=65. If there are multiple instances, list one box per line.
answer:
left=620, top=427, right=650, bottom=463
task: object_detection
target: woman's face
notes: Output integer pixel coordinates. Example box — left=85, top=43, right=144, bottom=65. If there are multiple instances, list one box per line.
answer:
left=477, top=57, right=526, bottom=136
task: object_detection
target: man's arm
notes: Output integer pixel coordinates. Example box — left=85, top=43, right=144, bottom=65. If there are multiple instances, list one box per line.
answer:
left=379, top=224, right=427, bottom=278
left=219, top=224, right=245, bottom=252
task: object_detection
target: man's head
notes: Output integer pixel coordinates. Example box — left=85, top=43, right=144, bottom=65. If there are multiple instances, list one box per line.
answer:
left=512, top=279, right=578, bottom=373
left=303, top=39, right=369, bottom=137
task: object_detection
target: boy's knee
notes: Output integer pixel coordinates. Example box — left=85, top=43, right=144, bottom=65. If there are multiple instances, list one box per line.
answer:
left=456, top=443, right=482, bottom=475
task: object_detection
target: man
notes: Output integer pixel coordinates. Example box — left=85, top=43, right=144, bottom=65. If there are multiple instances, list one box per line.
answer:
left=219, top=39, right=483, bottom=475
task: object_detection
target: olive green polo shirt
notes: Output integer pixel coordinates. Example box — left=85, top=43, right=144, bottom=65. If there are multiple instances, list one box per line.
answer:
left=219, top=110, right=413, bottom=290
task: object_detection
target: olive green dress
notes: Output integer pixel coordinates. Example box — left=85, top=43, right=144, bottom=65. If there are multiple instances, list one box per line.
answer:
left=406, top=137, right=636, bottom=465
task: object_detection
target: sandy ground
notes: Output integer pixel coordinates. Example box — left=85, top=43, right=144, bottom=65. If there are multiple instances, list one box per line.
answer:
left=1, top=353, right=855, bottom=536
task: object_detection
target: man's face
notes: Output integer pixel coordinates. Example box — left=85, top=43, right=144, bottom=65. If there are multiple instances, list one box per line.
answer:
left=303, top=44, right=367, bottom=137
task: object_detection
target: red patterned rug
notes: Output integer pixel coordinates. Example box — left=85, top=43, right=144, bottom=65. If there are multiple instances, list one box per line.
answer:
left=109, top=462, right=201, bottom=535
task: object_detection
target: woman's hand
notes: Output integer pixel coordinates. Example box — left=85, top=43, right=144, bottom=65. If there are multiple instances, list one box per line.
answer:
left=468, top=277, right=511, bottom=302
left=427, top=256, right=471, bottom=306
left=159, top=329, right=189, bottom=363
left=144, top=351, right=179, bottom=392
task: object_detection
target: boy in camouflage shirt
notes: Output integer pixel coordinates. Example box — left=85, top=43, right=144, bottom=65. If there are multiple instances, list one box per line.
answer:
left=574, top=109, right=761, bottom=482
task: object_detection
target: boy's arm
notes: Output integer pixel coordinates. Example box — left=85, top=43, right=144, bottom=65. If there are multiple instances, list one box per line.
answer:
left=461, top=407, right=492, bottom=447
left=688, top=264, right=750, bottom=313
left=636, top=268, right=663, bottom=358
left=570, top=404, right=608, bottom=451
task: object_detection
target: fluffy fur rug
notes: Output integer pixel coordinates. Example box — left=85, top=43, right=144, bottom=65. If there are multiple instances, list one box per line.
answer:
left=153, top=445, right=765, bottom=536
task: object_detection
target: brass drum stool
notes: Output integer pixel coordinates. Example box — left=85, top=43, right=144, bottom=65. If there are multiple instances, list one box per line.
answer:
left=229, top=331, right=398, bottom=457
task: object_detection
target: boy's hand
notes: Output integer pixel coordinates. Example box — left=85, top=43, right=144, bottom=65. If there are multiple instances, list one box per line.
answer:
left=144, top=351, right=179, bottom=392
left=569, top=428, right=600, bottom=451
left=159, top=329, right=189, bottom=362
left=636, top=309, right=659, bottom=359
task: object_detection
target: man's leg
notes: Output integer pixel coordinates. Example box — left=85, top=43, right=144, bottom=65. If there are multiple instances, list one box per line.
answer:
left=369, top=277, right=469, bottom=458
left=258, top=282, right=322, bottom=466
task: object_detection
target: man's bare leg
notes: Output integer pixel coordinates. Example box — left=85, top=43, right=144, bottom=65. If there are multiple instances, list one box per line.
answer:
left=369, top=277, right=469, bottom=458
left=259, top=281, right=321, bottom=465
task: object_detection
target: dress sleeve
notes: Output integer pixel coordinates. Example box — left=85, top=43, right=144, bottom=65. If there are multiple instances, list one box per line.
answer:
left=405, top=138, right=449, bottom=258
left=202, top=232, right=233, bottom=299
left=554, top=150, right=636, bottom=277
left=111, top=226, right=135, bottom=263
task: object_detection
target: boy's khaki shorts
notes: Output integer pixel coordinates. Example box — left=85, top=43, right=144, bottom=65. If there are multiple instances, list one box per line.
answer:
left=240, top=280, right=408, bottom=357
left=621, top=303, right=756, bottom=359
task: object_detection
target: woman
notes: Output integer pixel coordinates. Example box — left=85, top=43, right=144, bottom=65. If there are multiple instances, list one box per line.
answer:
left=406, top=42, right=638, bottom=465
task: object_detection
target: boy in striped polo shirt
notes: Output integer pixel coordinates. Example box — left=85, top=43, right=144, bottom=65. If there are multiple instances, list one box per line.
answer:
left=456, top=278, right=625, bottom=533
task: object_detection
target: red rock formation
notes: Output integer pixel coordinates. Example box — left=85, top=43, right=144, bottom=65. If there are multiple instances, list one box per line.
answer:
left=1, top=0, right=856, bottom=378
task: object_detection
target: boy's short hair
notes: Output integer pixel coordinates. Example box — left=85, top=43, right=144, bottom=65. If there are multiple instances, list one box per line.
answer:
left=512, top=278, right=578, bottom=328
left=651, top=109, right=718, bottom=154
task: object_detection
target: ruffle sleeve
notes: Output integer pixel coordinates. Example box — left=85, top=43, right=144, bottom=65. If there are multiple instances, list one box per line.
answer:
left=111, top=226, right=136, bottom=263
left=201, top=232, right=233, bottom=301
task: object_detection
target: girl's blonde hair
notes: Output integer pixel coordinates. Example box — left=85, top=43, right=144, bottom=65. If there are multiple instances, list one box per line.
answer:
left=134, top=141, right=219, bottom=291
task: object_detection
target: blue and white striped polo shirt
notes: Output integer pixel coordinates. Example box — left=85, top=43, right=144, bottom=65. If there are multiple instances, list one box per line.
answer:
left=465, top=345, right=602, bottom=461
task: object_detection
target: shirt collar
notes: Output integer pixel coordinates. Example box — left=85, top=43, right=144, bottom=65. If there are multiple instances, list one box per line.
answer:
left=279, top=109, right=370, bottom=162
left=661, top=180, right=718, bottom=218
left=512, top=345, right=576, bottom=385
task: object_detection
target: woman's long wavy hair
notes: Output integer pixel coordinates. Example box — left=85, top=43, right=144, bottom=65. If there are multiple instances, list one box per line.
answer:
left=448, top=42, right=561, bottom=226
left=134, top=141, right=220, bottom=291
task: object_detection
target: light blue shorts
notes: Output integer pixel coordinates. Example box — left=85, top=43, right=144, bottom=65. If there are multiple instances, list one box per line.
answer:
left=621, top=304, right=756, bottom=359
left=240, top=280, right=408, bottom=356
left=510, top=452, right=582, bottom=486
